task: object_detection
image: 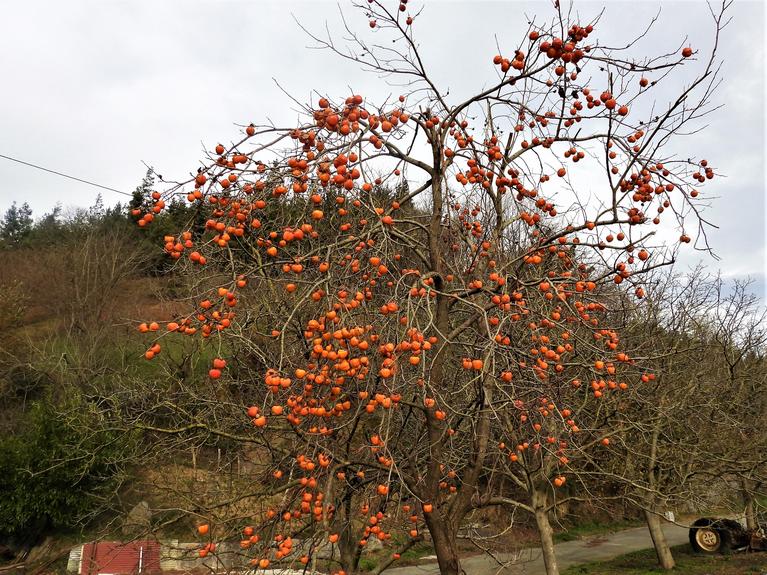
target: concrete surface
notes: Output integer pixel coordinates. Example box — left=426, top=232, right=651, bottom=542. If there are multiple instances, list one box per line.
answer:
left=386, top=522, right=689, bottom=574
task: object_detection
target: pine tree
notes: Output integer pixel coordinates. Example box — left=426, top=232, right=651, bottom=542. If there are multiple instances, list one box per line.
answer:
left=128, top=169, right=155, bottom=216
left=0, top=202, right=33, bottom=246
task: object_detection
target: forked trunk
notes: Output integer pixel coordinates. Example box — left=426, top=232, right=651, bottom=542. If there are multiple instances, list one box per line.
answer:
left=644, top=508, right=675, bottom=570
left=534, top=504, right=560, bottom=575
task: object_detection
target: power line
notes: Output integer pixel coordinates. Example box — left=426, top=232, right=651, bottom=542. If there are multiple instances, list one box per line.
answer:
left=0, top=153, right=133, bottom=197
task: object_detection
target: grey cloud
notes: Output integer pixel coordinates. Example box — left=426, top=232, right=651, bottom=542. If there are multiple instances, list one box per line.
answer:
left=0, top=0, right=763, bottom=295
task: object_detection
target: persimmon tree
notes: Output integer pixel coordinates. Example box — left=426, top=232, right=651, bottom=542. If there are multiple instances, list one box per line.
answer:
left=130, top=1, right=731, bottom=574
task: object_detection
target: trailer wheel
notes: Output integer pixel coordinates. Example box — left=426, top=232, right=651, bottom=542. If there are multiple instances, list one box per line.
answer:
left=689, top=518, right=731, bottom=554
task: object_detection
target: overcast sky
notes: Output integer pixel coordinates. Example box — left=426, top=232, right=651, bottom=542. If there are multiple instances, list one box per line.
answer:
left=0, top=0, right=764, bottom=297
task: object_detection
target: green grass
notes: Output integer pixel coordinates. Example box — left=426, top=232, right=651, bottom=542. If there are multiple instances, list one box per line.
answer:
left=563, top=544, right=767, bottom=575
left=358, top=540, right=435, bottom=571
left=399, top=541, right=436, bottom=562
left=553, top=518, right=644, bottom=543
left=40, top=331, right=222, bottom=379
left=358, top=557, right=378, bottom=571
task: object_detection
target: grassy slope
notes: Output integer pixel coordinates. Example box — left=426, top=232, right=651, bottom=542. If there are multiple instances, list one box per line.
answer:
left=563, top=544, right=767, bottom=575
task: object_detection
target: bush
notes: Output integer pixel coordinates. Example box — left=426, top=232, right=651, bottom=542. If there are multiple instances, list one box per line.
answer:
left=0, top=397, right=131, bottom=547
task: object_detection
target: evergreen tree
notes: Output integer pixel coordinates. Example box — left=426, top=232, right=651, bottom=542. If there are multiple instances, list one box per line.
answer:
left=0, top=202, right=33, bottom=246
left=25, top=204, right=62, bottom=245
left=128, top=168, right=155, bottom=216
left=87, top=193, right=105, bottom=222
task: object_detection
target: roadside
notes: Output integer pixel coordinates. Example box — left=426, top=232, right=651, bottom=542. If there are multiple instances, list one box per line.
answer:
left=386, top=522, right=689, bottom=575
left=563, top=543, right=767, bottom=575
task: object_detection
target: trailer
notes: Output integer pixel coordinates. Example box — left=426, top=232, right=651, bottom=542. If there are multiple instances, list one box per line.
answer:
left=689, top=517, right=767, bottom=554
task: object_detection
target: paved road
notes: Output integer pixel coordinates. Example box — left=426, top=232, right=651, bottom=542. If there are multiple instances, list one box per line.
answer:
left=386, top=522, right=689, bottom=574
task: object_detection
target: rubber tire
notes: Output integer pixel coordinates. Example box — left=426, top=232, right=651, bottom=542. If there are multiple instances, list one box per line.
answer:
left=690, top=518, right=724, bottom=555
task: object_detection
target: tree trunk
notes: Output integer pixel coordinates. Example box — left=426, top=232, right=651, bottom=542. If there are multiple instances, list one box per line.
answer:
left=644, top=509, right=675, bottom=570
left=534, top=503, right=559, bottom=575
left=423, top=513, right=461, bottom=575
left=742, top=480, right=759, bottom=531
left=339, top=538, right=358, bottom=575
left=337, top=493, right=361, bottom=575
left=744, top=492, right=758, bottom=531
